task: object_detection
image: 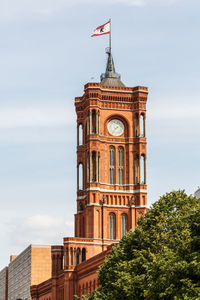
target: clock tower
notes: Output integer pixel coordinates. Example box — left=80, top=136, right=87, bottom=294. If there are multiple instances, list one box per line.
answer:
left=30, top=47, right=149, bottom=300
left=75, top=48, right=148, bottom=248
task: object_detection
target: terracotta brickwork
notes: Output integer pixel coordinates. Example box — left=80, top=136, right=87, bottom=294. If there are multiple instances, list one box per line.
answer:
left=31, top=81, right=148, bottom=300
left=31, top=278, right=52, bottom=300
left=75, top=83, right=148, bottom=243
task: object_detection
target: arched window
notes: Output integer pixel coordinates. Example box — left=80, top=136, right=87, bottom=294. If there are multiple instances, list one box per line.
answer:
left=140, top=114, right=145, bottom=137
left=134, top=114, right=139, bottom=137
left=87, top=154, right=90, bottom=183
left=109, top=213, right=115, bottom=240
left=118, top=147, right=124, bottom=185
left=79, top=202, right=83, bottom=211
left=140, top=155, right=145, bottom=184
left=78, top=123, right=83, bottom=145
left=78, top=163, right=83, bottom=190
left=109, top=146, right=115, bottom=184
left=134, top=155, right=140, bottom=184
left=134, top=115, right=137, bottom=137
left=76, top=248, right=80, bottom=265
left=86, top=282, right=88, bottom=294
left=89, top=281, right=92, bottom=294
left=121, top=214, right=127, bottom=237
left=87, top=112, right=90, bottom=135
left=82, top=248, right=86, bottom=262
left=92, top=110, right=96, bottom=134
left=93, top=279, right=96, bottom=291
left=70, top=248, right=73, bottom=265
left=82, top=284, right=85, bottom=296
left=60, top=255, right=63, bottom=270
left=92, top=151, right=96, bottom=182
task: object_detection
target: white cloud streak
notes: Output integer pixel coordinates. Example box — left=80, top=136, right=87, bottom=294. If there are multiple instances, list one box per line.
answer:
left=0, top=96, right=198, bottom=131
left=4, top=213, right=73, bottom=249
left=0, top=0, right=181, bottom=21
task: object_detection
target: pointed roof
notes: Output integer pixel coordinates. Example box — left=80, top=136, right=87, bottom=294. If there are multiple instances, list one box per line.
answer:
left=100, top=48, right=125, bottom=87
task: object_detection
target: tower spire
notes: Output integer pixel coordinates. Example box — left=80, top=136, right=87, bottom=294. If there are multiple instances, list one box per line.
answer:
left=100, top=19, right=125, bottom=87
left=100, top=48, right=125, bottom=87
left=104, top=48, right=118, bottom=79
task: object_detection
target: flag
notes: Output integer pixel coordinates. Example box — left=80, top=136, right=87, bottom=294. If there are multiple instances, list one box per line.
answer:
left=91, top=20, right=110, bottom=37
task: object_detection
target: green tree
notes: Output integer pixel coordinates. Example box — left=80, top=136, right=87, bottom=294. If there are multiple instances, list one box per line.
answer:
left=88, top=191, right=200, bottom=300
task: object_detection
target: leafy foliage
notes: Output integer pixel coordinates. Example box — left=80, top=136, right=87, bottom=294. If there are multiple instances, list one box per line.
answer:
left=87, top=191, right=200, bottom=300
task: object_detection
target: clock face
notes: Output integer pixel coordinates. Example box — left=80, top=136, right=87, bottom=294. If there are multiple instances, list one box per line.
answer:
left=107, top=119, right=124, bottom=136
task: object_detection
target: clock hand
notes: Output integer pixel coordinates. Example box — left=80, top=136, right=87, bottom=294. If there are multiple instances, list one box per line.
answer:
left=112, top=125, right=119, bottom=134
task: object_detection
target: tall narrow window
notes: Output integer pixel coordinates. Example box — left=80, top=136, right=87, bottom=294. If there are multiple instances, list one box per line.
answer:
left=92, top=110, right=96, bottom=134
left=87, top=113, right=90, bottom=135
left=76, top=248, right=80, bottom=265
left=140, top=155, right=145, bottom=184
left=92, top=151, right=96, bottom=182
left=78, top=124, right=83, bottom=145
left=78, top=163, right=83, bottom=190
left=121, top=214, right=127, bottom=237
left=118, top=147, right=124, bottom=185
left=134, top=155, right=140, bottom=184
left=109, top=213, right=115, bottom=240
left=70, top=248, right=73, bottom=265
left=87, top=154, right=90, bottom=183
left=109, top=146, right=115, bottom=184
left=140, top=114, right=145, bottom=137
left=82, top=248, right=86, bottom=262
left=134, top=115, right=137, bottom=137
left=134, top=114, right=139, bottom=137
left=98, top=154, right=100, bottom=182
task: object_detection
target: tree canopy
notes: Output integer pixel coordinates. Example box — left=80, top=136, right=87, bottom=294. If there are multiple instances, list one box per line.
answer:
left=86, top=190, right=200, bottom=300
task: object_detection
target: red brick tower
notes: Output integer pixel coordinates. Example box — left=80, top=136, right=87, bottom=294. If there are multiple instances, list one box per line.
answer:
left=30, top=48, right=149, bottom=300
left=74, top=49, right=148, bottom=249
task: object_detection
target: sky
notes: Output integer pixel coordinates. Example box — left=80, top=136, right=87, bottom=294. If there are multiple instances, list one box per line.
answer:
left=0, top=0, right=200, bottom=270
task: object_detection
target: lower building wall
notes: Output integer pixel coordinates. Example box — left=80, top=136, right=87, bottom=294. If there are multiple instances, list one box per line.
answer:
left=7, top=245, right=51, bottom=300
left=31, top=246, right=52, bottom=286
left=8, top=246, right=32, bottom=300
left=31, top=244, right=112, bottom=300
left=0, top=267, right=8, bottom=300
left=38, top=291, right=52, bottom=300
left=31, top=278, right=52, bottom=300
left=77, top=272, right=98, bottom=298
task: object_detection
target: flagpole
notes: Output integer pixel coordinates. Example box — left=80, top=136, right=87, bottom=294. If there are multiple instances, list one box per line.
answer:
left=109, top=18, right=111, bottom=52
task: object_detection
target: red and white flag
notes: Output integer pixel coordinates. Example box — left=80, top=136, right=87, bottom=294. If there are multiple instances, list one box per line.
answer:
left=91, top=20, right=110, bottom=37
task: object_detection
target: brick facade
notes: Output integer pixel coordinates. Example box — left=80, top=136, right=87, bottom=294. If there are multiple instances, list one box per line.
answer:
left=31, top=81, right=148, bottom=300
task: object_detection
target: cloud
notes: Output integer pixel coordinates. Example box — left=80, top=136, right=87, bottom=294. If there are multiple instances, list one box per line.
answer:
left=26, top=214, right=63, bottom=230
left=1, top=94, right=199, bottom=131
left=0, top=104, right=76, bottom=144
left=4, top=213, right=73, bottom=250
left=0, top=0, right=181, bottom=21
left=115, top=0, right=180, bottom=6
